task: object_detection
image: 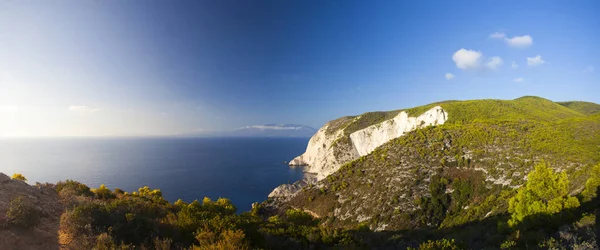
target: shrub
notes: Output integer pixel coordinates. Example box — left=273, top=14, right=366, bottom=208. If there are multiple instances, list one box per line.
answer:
left=91, top=184, right=115, bottom=200
left=6, top=196, right=40, bottom=228
left=55, top=179, right=94, bottom=197
left=11, top=173, right=27, bottom=181
left=409, top=238, right=461, bottom=250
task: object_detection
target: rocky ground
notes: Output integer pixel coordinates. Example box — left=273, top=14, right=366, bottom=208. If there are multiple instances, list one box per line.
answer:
left=0, top=173, right=63, bottom=250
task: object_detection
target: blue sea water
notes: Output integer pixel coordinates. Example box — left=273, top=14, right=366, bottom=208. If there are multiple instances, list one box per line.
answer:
left=0, top=137, right=308, bottom=212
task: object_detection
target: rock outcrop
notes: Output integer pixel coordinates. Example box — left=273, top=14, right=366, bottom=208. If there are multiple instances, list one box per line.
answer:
left=269, top=106, right=448, bottom=198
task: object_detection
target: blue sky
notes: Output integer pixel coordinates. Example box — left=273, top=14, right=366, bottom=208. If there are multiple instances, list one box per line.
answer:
left=1, top=1, right=599, bottom=136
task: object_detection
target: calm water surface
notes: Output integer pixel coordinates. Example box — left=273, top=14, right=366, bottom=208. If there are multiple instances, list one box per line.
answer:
left=0, top=137, right=308, bottom=211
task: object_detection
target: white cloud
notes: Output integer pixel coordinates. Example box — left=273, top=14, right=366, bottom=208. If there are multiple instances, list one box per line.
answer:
left=445, top=73, right=455, bottom=80
left=527, top=55, right=545, bottom=66
left=512, top=61, right=518, bottom=69
left=505, top=35, right=533, bottom=48
left=513, top=78, right=524, bottom=82
left=489, top=32, right=506, bottom=39
left=583, top=66, right=594, bottom=73
left=68, top=106, right=100, bottom=112
left=486, top=57, right=503, bottom=70
left=452, top=49, right=483, bottom=70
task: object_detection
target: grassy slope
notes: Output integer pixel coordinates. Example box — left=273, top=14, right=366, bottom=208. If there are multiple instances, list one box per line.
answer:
left=284, top=96, right=600, bottom=240
left=558, top=101, right=600, bottom=115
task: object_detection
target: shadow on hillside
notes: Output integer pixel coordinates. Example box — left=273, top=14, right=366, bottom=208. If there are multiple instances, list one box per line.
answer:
left=346, top=190, right=599, bottom=249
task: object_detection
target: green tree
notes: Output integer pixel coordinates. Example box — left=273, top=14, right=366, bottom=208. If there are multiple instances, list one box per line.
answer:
left=508, top=161, right=580, bottom=226
left=581, top=163, right=600, bottom=201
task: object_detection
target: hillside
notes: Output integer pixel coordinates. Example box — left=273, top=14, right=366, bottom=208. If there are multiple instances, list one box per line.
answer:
left=558, top=101, right=600, bottom=115
left=0, top=174, right=62, bottom=250
left=265, top=96, right=600, bottom=248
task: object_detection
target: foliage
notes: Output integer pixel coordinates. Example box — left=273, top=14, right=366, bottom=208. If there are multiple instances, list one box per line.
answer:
left=55, top=179, right=94, bottom=197
left=508, top=162, right=580, bottom=227
left=418, top=175, right=450, bottom=226
left=408, top=238, right=462, bottom=250
left=581, top=163, right=600, bottom=201
left=91, top=184, right=116, bottom=200
left=6, top=196, right=41, bottom=228
left=558, top=101, right=600, bottom=115
left=11, top=173, right=27, bottom=181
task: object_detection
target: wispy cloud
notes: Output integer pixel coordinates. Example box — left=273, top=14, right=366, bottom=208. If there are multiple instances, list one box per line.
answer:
left=486, top=57, right=503, bottom=70
left=445, top=73, right=455, bottom=80
left=513, top=78, right=524, bottom=82
left=489, top=32, right=506, bottom=39
left=512, top=61, right=518, bottom=69
left=489, top=32, right=533, bottom=48
left=505, top=35, right=533, bottom=48
left=583, top=66, right=594, bottom=73
left=527, top=55, right=545, bottom=66
left=68, top=106, right=100, bottom=112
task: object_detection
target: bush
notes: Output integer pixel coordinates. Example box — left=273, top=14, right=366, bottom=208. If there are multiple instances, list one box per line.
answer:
left=11, top=173, right=27, bottom=181
left=55, top=179, right=94, bottom=197
left=6, top=196, right=40, bottom=228
left=409, top=238, right=462, bottom=250
left=91, top=184, right=115, bottom=200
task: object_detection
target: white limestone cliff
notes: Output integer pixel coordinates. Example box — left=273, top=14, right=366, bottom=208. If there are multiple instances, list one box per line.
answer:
left=350, top=106, right=448, bottom=156
left=269, top=106, right=448, bottom=198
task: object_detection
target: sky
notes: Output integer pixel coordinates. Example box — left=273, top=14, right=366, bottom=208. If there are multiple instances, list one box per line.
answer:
left=1, top=0, right=599, bottom=137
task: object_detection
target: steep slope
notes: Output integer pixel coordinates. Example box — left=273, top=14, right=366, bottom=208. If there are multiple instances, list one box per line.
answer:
left=558, top=101, right=600, bottom=115
left=0, top=174, right=63, bottom=250
left=267, top=96, right=600, bottom=234
left=287, top=106, right=448, bottom=180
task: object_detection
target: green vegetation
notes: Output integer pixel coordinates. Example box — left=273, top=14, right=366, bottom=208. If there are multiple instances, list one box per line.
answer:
left=6, top=196, right=41, bottom=228
left=11, top=173, right=27, bottom=181
left=507, top=161, right=580, bottom=227
left=582, top=163, right=600, bottom=201
left=276, top=96, right=600, bottom=248
left=558, top=101, right=600, bottom=115
left=408, top=238, right=462, bottom=250
left=56, top=183, right=365, bottom=249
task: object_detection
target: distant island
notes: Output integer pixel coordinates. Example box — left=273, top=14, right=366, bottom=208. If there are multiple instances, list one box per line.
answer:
left=231, top=124, right=317, bottom=138
left=1, top=96, right=599, bottom=249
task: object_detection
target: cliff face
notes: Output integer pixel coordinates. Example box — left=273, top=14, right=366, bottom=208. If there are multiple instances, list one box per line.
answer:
left=269, top=106, right=447, bottom=198
left=288, top=106, right=447, bottom=180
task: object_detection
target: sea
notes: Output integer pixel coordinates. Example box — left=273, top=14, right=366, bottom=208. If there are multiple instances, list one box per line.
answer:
left=0, top=137, right=308, bottom=212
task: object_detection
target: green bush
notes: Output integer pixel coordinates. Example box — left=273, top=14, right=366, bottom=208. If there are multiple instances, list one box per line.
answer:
left=6, top=196, right=40, bottom=228
left=409, top=238, right=462, bottom=250
left=91, top=184, right=115, bottom=200
left=55, top=179, right=94, bottom=197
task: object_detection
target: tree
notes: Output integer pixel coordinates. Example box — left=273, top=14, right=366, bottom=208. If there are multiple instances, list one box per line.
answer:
left=508, top=161, right=580, bottom=227
left=11, top=173, right=27, bottom=181
left=581, top=163, right=600, bottom=201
